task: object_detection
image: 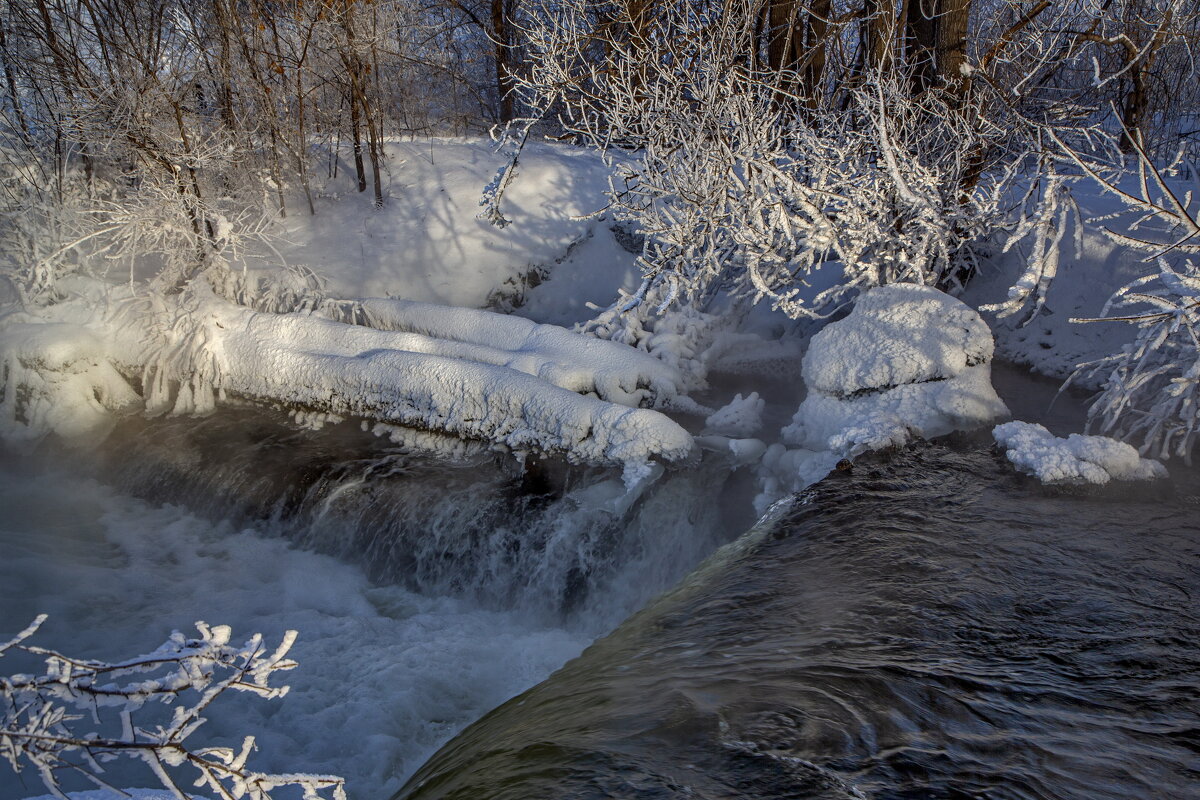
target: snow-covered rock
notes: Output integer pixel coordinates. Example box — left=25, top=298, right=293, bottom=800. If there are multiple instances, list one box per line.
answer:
left=702, top=392, right=764, bottom=438
left=803, top=282, right=994, bottom=396
left=784, top=283, right=1009, bottom=457
left=993, top=421, right=1167, bottom=485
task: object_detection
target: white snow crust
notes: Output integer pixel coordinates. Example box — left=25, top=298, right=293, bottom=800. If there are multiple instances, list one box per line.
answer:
left=993, top=420, right=1167, bottom=484
left=784, top=284, right=1009, bottom=457
left=803, top=283, right=994, bottom=396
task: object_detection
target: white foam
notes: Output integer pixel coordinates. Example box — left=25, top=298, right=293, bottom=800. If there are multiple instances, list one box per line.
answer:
left=0, top=462, right=587, bottom=800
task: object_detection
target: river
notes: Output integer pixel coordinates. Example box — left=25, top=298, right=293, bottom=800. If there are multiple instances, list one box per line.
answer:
left=0, top=366, right=1196, bottom=799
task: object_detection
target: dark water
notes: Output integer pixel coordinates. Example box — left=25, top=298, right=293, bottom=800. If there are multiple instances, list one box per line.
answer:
left=396, top=438, right=1200, bottom=800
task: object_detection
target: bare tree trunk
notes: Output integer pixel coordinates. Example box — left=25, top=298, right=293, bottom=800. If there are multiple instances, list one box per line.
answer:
left=906, top=0, right=938, bottom=94
left=0, top=23, right=29, bottom=137
left=492, top=0, right=514, bottom=122
left=804, top=0, right=832, bottom=106
left=935, top=0, right=972, bottom=102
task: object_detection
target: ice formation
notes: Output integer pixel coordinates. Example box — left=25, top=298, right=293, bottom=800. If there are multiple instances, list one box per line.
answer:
left=784, top=283, right=1009, bottom=457
left=993, top=421, right=1167, bottom=485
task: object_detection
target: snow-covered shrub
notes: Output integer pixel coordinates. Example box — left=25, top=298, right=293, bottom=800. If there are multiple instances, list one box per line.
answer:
left=0, top=615, right=345, bottom=800
left=508, top=0, right=1022, bottom=326
left=1051, top=134, right=1200, bottom=461
left=1075, top=259, right=1200, bottom=460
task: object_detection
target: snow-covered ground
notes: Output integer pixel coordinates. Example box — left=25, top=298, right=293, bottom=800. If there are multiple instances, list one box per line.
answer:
left=246, top=138, right=640, bottom=312
left=962, top=178, right=1165, bottom=389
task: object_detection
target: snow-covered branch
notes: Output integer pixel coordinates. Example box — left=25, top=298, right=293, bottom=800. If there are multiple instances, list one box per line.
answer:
left=1, top=618, right=346, bottom=800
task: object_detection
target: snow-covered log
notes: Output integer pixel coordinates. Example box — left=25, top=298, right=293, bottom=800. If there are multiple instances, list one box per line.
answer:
left=2, top=283, right=696, bottom=468
left=332, top=297, right=683, bottom=407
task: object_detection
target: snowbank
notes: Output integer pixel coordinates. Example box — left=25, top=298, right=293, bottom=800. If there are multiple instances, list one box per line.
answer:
left=246, top=139, right=635, bottom=308
left=784, top=283, right=1009, bottom=456
left=962, top=177, right=1182, bottom=388
left=993, top=421, right=1167, bottom=485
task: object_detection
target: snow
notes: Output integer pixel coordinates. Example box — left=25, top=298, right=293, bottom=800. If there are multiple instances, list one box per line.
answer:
left=0, top=322, right=140, bottom=443
left=962, top=179, right=1165, bottom=388
left=339, top=296, right=683, bottom=406
left=183, top=298, right=696, bottom=467
left=802, top=283, right=995, bottom=396
left=993, top=421, right=1168, bottom=485
left=784, top=284, right=1009, bottom=457
left=247, top=139, right=633, bottom=308
left=702, top=392, right=764, bottom=438
left=2, top=282, right=695, bottom=468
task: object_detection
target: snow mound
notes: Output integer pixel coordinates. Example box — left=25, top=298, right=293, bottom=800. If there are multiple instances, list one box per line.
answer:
left=993, top=421, right=1167, bottom=485
left=785, top=284, right=1009, bottom=457
left=804, top=282, right=994, bottom=396
left=703, top=392, right=764, bottom=438
left=0, top=322, right=140, bottom=442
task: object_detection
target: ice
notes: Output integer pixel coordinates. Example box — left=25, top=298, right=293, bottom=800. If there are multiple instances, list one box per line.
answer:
left=993, top=420, right=1168, bottom=484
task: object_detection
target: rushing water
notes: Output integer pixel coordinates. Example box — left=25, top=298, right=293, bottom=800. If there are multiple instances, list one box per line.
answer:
left=396, top=437, right=1200, bottom=800
left=2, top=366, right=1197, bottom=800
left=0, top=409, right=753, bottom=799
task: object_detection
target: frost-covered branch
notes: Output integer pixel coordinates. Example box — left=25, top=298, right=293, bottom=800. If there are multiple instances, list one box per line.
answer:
left=510, top=0, right=1026, bottom=331
left=0, top=617, right=346, bottom=800
left=1048, top=129, right=1200, bottom=460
